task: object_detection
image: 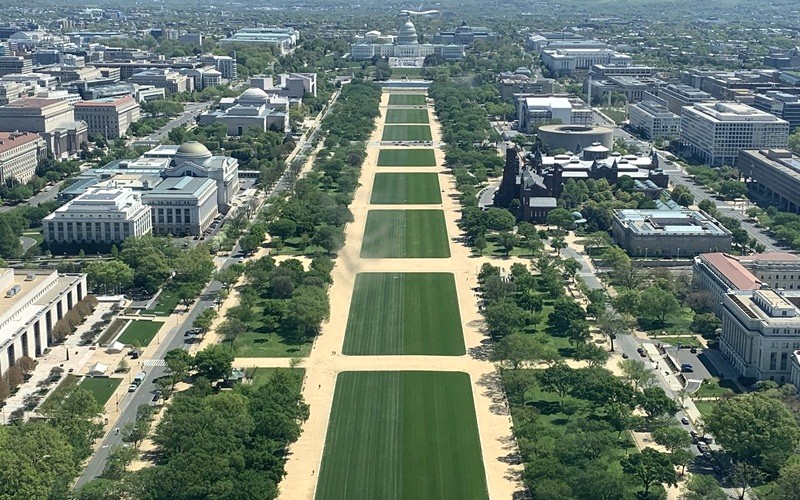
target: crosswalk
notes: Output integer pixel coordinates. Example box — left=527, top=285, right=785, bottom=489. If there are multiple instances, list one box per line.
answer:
left=142, top=359, right=166, bottom=367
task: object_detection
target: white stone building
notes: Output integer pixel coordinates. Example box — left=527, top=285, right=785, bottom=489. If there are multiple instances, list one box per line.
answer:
left=0, top=268, right=87, bottom=374
left=43, top=187, right=152, bottom=244
left=143, top=176, right=218, bottom=236
left=0, top=131, right=46, bottom=184
left=628, top=100, right=681, bottom=140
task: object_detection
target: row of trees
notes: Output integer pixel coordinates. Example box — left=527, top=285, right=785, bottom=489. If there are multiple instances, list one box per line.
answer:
left=76, top=359, right=307, bottom=499
left=0, top=386, right=105, bottom=498
left=217, top=255, right=332, bottom=348
left=84, top=236, right=215, bottom=298
left=262, top=80, right=380, bottom=256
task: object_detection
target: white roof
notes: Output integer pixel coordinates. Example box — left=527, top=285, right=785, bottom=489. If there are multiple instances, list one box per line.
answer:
left=523, top=96, right=572, bottom=110
left=88, top=362, right=108, bottom=374
left=106, top=341, right=125, bottom=352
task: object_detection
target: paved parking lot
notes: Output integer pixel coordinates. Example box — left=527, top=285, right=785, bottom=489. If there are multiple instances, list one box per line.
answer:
left=664, top=345, right=714, bottom=381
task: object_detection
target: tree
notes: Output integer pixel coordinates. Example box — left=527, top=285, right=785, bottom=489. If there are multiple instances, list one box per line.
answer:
left=192, top=308, right=218, bottom=333
left=690, top=312, right=721, bottom=338
left=239, top=233, right=262, bottom=255
left=101, top=445, right=137, bottom=480
left=638, top=286, right=680, bottom=325
left=40, top=387, right=103, bottom=462
left=15, top=356, right=37, bottom=376
left=497, top=231, right=518, bottom=256
left=574, top=342, right=609, bottom=367
left=774, top=461, right=800, bottom=500
left=597, top=310, right=632, bottom=352
left=606, top=402, right=635, bottom=438
left=311, top=224, right=343, bottom=254
left=485, top=207, right=515, bottom=231
left=548, top=297, right=585, bottom=333
left=550, top=235, right=567, bottom=255
left=85, top=260, right=134, bottom=294
left=473, top=234, right=487, bottom=254
left=0, top=219, right=21, bottom=258
left=636, top=386, right=679, bottom=422
left=566, top=319, right=591, bottom=345
left=121, top=419, right=150, bottom=449
left=282, top=286, right=329, bottom=343
left=214, top=265, right=243, bottom=290
left=546, top=208, right=576, bottom=231
left=671, top=185, right=694, bottom=207
left=562, top=258, right=581, bottom=281
left=539, top=362, right=576, bottom=400
left=193, top=345, right=234, bottom=382
left=4, top=365, right=23, bottom=390
left=165, top=349, right=193, bottom=386
left=705, top=392, right=800, bottom=475
left=681, top=474, right=726, bottom=500
left=267, top=218, right=297, bottom=243
left=618, top=358, right=656, bottom=390
left=490, top=334, right=556, bottom=369
left=621, top=447, right=678, bottom=495
left=484, top=300, right=528, bottom=338
left=217, top=317, right=248, bottom=349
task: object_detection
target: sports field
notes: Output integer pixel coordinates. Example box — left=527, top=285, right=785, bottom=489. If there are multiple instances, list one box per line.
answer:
left=382, top=125, right=432, bottom=142
left=316, top=371, right=488, bottom=500
left=370, top=173, right=442, bottom=204
left=388, top=94, right=427, bottom=106
left=361, top=210, right=450, bottom=258
left=377, top=149, right=437, bottom=167
left=343, top=273, right=464, bottom=355
left=385, top=108, right=429, bottom=124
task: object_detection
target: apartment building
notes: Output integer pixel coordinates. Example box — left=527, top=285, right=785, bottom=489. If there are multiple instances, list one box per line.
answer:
left=43, top=187, right=152, bottom=244
left=0, top=131, right=46, bottom=184
left=680, top=102, right=789, bottom=167
left=74, top=95, right=140, bottom=139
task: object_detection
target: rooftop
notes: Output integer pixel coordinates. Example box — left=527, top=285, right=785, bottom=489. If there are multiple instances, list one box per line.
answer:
left=0, top=131, right=43, bottom=154
left=74, top=95, right=136, bottom=107
left=698, top=252, right=761, bottom=290
left=614, top=209, right=730, bottom=236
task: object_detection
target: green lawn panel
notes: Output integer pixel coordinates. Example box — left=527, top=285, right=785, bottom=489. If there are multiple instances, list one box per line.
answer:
left=370, top=173, right=441, bottom=204
left=388, top=94, right=426, bottom=106
left=361, top=210, right=450, bottom=258
left=343, top=273, right=464, bottom=355
left=377, top=149, right=437, bottom=167
left=316, top=372, right=488, bottom=500
left=382, top=125, right=432, bottom=142
left=385, top=108, right=429, bottom=124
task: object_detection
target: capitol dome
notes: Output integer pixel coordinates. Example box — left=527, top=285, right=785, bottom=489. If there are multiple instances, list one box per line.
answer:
left=175, top=141, right=213, bottom=163
left=397, top=20, right=418, bottom=45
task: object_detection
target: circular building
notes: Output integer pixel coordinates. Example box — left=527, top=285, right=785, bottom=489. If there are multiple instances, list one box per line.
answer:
left=397, top=21, right=419, bottom=45
left=537, top=124, right=614, bottom=152
left=174, top=141, right=213, bottom=164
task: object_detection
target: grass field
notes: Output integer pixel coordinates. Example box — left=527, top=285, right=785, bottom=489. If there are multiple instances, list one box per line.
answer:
left=248, top=368, right=305, bottom=389
left=233, top=331, right=312, bottom=357
left=370, top=173, right=442, bottom=204
left=377, top=148, right=437, bottom=167
left=385, top=108, right=429, bottom=124
left=316, top=371, right=488, bottom=500
left=343, top=273, right=464, bottom=355
left=388, top=94, right=426, bottom=106
left=151, top=290, right=180, bottom=316
left=117, top=320, right=162, bottom=346
left=361, top=210, right=450, bottom=258
left=382, top=125, right=432, bottom=142
left=41, top=374, right=80, bottom=410
left=79, top=377, right=122, bottom=405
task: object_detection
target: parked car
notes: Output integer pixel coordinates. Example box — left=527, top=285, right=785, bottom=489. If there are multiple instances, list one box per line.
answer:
left=697, top=442, right=709, bottom=453
left=681, top=363, right=694, bottom=373
left=690, top=347, right=698, bottom=354
left=681, top=416, right=690, bottom=425
left=128, top=383, right=139, bottom=393
left=622, top=353, right=629, bottom=359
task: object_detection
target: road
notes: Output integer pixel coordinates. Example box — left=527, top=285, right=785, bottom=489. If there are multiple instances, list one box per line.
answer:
left=131, top=102, right=210, bottom=145
left=0, top=182, right=63, bottom=213
left=75, top=251, right=239, bottom=487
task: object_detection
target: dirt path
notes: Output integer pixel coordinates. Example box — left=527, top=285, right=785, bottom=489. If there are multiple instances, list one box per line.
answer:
left=273, top=91, right=524, bottom=499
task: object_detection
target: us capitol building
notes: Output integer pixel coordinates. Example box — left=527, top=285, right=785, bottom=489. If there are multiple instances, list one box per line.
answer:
left=350, top=20, right=465, bottom=63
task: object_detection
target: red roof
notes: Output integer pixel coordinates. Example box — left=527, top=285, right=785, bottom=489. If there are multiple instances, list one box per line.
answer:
left=701, top=253, right=760, bottom=290
left=0, top=131, right=43, bottom=154
left=3, top=98, right=63, bottom=109
left=74, top=95, right=136, bottom=108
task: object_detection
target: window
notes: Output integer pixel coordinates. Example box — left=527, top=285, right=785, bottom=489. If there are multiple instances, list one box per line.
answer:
left=770, top=352, right=777, bottom=370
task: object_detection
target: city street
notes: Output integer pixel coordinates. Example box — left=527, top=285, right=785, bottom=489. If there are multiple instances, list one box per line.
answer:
left=130, top=102, right=210, bottom=145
